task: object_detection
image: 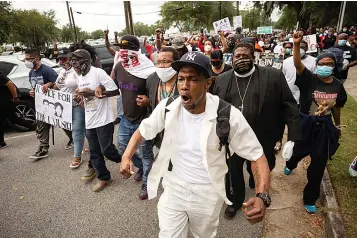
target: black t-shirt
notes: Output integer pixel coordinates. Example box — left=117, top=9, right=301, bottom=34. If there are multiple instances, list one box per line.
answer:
left=323, top=36, right=337, bottom=50
left=113, top=63, right=148, bottom=123
left=296, top=68, right=347, bottom=115
left=209, top=64, right=232, bottom=93
left=335, top=45, right=357, bottom=79
left=0, top=72, right=11, bottom=104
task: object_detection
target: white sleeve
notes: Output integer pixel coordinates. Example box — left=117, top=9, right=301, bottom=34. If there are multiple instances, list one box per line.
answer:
left=228, top=105, right=264, bottom=161
left=97, top=68, right=118, bottom=91
left=139, top=98, right=167, bottom=140
left=55, top=69, right=66, bottom=83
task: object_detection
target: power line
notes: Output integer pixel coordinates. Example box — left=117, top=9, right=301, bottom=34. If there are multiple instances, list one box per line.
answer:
left=74, top=10, right=161, bottom=17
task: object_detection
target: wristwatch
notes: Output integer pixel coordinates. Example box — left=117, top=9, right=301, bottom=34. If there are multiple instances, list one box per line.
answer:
left=256, top=193, right=272, bottom=207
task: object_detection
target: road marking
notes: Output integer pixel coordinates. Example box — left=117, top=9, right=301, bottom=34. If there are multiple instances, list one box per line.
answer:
left=5, top=132, right=36, bottom=140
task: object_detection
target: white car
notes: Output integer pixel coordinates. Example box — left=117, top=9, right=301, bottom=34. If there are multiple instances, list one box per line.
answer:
left=0, top=55, right=61, bottom=132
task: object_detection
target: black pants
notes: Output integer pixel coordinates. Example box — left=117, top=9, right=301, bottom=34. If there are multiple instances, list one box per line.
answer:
left=286, top=141, right=328, bottom=205
left=86, top=123, right=121, bottom=181
left=226, top=148, right=275, bottom=209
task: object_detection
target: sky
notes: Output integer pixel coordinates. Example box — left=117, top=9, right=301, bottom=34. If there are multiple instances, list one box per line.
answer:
left=11, top=1, right=279, bottom=33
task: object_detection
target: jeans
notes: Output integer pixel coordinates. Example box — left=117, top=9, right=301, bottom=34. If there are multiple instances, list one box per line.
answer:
left=86, top=123, right=121, bottom=181
left=117, top=95, right=123, bottom=119
left=36, top=120, right=51, bottom=151
left=72, top=106, right=85, bottom=158
left=158, top=172, right=224, bottom=238
left=117, top=116, right=154, bottom=185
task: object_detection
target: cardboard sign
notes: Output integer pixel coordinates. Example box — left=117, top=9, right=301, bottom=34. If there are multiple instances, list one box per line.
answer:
left=257, top=26, right=273, bottom=35
left=233, top=16, right=242, bottom=29
left=254, top=53, right=284, bottom=70
left=35, top=85, right=73, bottom=131
left=213, top=17, right=231, bottom=33
left=289, top=34, right=318, bottom=53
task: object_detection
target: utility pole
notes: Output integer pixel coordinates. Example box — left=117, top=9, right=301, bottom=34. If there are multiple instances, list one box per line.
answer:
left=66, top=1, right=75, bottom=42
left=127, top=1, right=135, bottom=35
left=337, top=1, right=347, bottom=32
left=219, top=1, right=222, bottom=19
left=123, top=1, right=130, bottom=34
left=236, top=1, right=239, bottom=15
left=70, top=7, right=78, bottom=43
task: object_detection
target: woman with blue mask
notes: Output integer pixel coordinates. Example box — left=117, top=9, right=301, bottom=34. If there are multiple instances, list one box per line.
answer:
left=283, top=31, right=347, bottom=214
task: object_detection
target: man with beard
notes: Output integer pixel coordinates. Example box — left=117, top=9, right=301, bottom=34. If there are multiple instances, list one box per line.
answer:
left=212, top=42, right=301, bottom=219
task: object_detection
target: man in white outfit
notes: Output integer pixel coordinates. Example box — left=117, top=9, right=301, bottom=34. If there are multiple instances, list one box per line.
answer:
left=119, top=52, right=271, bottom=238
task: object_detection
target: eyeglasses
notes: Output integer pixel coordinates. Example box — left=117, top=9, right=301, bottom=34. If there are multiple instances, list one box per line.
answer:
left=155, top=60, right=173, bottom=66
left=317, top=62, right=335, bottom=67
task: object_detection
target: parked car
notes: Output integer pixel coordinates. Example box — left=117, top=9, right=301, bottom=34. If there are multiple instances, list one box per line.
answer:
left=0, top=55, right=61, bottom=132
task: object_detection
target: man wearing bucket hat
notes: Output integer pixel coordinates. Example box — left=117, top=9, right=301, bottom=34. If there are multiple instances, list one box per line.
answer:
left=120, top=52, right=271, bottom=237
left=71, top=49, right=122, bottom=192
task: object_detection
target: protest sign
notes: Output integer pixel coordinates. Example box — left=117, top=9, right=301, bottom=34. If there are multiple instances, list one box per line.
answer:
left=233, top=16, right=242, bottom=29
left=35, top=85, right=73, bottom=131
left=289, top=34, right=318, bottom=53
left=213, top=17, right=231, bottom=32
left=254, top=53, right=284, bottom=70
left=257, top=26, right=273, bottom=35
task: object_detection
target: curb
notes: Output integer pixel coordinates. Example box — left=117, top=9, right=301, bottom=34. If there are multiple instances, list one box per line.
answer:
left=320, top=169, right=347, bottom=238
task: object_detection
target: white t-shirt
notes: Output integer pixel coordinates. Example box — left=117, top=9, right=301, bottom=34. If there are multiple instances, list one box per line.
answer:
left=76, top=66, right=118, bottom=129
left=282, top=55, right=316, bottom=103
left=56, top=67, right=77, bottom=94
left=273, top=44, right=283, bottom=54
left=172, top=107, right=211, bottom=184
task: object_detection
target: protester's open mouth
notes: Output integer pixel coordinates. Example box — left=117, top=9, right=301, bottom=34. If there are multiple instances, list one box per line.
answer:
left=181, top=95, right=191, bottom=104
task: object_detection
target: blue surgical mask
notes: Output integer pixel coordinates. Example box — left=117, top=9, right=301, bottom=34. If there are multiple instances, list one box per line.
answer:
left=285, top=48, right=292, bottom=55
left=316, top=65, right=333, bottom=78
left=338, top=39, right=347, bottom=46
left=300, top=49, right=306, bottom=57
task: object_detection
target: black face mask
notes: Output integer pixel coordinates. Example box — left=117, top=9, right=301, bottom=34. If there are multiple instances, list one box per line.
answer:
left=233, top=58, right=254, bottom=74
left=228, top=40, right=236, bottom=48
left=211, top=61, right=223, bottom=68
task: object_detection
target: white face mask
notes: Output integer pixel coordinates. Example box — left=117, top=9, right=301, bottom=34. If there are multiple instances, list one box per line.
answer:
left=156, top=67, right=177, bottom=83
left=204, top=45, right=212, bottom=53
left=25, top=60, right=35, bottom=69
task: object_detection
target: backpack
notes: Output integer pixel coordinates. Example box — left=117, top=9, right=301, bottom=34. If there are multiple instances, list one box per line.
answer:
left=164, top=95, right=235, bottom=195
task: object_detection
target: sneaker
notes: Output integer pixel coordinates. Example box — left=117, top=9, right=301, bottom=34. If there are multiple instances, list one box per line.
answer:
left=134, top=169, right=143, bottom=182
left=69, top=158, right=82, bottom=169
left=224, top=205, right=239, bottom=219
left=304, top=204, right=317, bottom=214
left=139, top=184, right=148, bottom=200
left=29, top=148, right=49, bottom=160
left=0, top=142, right=8, bottom=149
left=65, top=140, right=74, bottom=150
left=92, top=179, right=112, bottom=192
left=284, top=166, right=292, bottom=175
left=349, top=157, right=357, bottom=177
left=80, top=167, right=96, bottom=181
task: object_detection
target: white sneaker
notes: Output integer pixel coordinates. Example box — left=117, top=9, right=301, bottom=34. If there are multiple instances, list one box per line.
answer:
left=349, top=156, right=357, bottom=177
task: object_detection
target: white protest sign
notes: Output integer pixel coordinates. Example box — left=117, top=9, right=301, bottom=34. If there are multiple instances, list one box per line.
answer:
left=289, top=34, right=318, bottom=53
left=35, top=85, right=73, bottom=131
left=233, top=16, right=242, bottom=29
left=257, top=26, right=273, bottom=35
left=213, top=17, right=231, bottom=33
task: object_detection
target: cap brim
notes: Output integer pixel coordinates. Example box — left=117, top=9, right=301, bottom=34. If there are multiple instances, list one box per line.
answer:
left=172, top=44, right=185, bottom=49
left=67, top=52, right=83, bottom=58
left=172, top=61, right=211, bottom=79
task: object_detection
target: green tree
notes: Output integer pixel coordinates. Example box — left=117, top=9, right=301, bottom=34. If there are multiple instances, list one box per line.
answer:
left=274, top=6, right=297, bottom=31
left=160, top=1, right=237, bottom=31
left=0, top=1, right=16, bottom=45
left=91, top=29, right=103, bottom=40
left=9, top=9, right=58, bottom=48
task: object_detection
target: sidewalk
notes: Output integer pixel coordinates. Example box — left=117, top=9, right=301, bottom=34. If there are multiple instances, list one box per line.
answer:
left=263, top=139, right=326, bottom=238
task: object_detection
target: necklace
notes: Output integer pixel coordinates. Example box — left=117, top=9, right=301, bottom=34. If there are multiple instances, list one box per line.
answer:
left=235, top=73, right=253, bottom=114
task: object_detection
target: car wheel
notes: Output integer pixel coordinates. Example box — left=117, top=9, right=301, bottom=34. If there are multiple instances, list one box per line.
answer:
left=8, top=100, right=36, bottom=132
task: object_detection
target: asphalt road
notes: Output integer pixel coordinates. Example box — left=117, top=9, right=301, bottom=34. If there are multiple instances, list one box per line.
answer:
left=1, top=125, right=262, bottom=238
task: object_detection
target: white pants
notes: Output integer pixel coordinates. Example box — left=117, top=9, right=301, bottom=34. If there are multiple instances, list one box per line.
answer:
left=158, top=173, right=224, bottom=238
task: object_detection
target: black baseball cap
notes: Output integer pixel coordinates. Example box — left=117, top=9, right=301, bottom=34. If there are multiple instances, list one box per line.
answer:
left=113, top=35, right=140, bottom=51
left=68, top=49, right=91, bottom=60
left=58, top=47, right=70, bottom=58
left=172, top=52, right=212, bottom=79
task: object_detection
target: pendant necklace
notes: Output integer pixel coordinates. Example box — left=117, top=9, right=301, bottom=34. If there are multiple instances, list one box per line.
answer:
left=235, top=73, right=253, bottom=114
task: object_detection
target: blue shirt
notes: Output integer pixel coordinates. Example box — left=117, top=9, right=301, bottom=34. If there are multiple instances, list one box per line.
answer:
left=29, top=63, right=58, bottom=88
